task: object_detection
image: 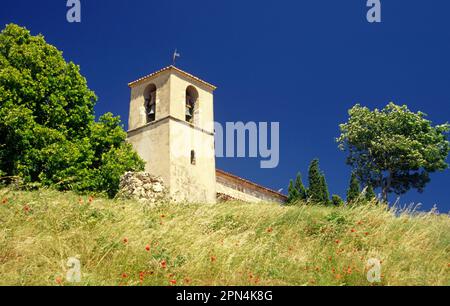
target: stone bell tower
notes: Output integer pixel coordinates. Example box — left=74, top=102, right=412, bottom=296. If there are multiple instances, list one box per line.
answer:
left=127, top=66, right=217, bottom=203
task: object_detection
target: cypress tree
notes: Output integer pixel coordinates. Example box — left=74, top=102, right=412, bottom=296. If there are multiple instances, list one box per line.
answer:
left=287, top=180, right=300, bottom=204
left=295, top=172, right=307, bottom=200
left=347, top=172, right=361, bottom=203
left=320, top=174, right=331, bottom=205
left=308, top=159, right=324, bottom=204
left=365, top=184, right=376, bottom=201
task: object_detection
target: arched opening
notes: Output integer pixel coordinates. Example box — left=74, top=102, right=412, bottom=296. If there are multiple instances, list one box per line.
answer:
left=144, top=84, right=157, bottom=123
left=185, top=86, right=198, bottom=124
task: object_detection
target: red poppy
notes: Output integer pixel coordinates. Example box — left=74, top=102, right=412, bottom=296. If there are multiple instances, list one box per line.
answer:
left=161, top=260, right=167, bottom=269
left=347, top=267, right=353, bottom=275
left=1, top=198, right=7, bottom=204
left=335, top=274, right=342, bottom=280
left=23, top=205, right=30, bottom=213
left=335, top=239, right=341, bottom=244
left=350, top=229, right=356, bottom=233
left=365, top=232, right=369, bottom=236
left=88, top=196, right=94, bottom=203
left=123, top=238, right=128, bottom=244
left=211, top=256, right=216, bottom=262
left=184, top=278, right=191, bottom=284
left=267, top=227, right=273, bottom=233
left=169, top=279, right=177, bottom=285
left=160, top=214, right=166, bottom=218
left=145, top=244, right=151, bottom=252
left=55, top=277, right=62, bottom=285
left=122, top=273, right=128, bottom=278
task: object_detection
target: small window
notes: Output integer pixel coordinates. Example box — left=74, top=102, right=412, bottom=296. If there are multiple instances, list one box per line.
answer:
left=190, top=150, right=196, bottom=165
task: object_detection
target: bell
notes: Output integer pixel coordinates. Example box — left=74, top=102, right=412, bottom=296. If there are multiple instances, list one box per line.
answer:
left=148, top=107, right=155, bottom=115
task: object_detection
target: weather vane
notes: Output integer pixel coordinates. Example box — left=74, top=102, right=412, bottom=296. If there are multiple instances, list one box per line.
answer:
left=172, top=49, right=181, bottom=66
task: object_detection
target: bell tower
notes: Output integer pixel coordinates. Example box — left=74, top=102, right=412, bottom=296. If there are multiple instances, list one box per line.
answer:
left=127, top=66, right=217, bottom=203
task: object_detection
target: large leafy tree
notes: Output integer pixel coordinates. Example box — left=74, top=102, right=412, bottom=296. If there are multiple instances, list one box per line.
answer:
left=338, top=103, right=449, bottom=202
left=0, top=24, right=144, bottom=196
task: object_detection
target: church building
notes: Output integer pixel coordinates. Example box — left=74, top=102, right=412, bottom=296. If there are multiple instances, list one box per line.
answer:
left=127, top=66, right=287, bottom=204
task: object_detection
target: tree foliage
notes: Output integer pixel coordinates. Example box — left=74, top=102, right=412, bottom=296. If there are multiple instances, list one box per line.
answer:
left=347, top=172, right=361, bottom=203
left=338, top=103, right=449, bottom=202
left=331, top=194, right=344, bottom=206
left=0, top=24, right=145, bottom=196
left=308, top=159, right=330, bottom=204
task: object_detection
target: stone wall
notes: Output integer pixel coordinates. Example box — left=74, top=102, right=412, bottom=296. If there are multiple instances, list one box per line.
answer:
left=117, top=172, right=167, bottom=204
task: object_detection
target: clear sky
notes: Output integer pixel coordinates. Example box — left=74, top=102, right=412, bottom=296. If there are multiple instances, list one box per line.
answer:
left=1, top=0, right=449, bottom=212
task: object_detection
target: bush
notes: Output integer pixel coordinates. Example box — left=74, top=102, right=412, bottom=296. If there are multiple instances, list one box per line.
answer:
left=0, top=24, right=145, bottom=197
left=332, top=195, right=345, bottom=206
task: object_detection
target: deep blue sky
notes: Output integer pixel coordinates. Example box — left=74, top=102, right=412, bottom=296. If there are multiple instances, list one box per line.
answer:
left=1, top=1, right=449, bottom=212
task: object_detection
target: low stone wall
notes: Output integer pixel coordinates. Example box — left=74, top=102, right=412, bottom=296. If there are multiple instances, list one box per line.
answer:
left=117, top=172, right=167, bottom=204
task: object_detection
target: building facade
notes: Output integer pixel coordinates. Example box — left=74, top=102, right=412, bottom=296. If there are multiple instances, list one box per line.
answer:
left=127, top=66, right=286, bottom=204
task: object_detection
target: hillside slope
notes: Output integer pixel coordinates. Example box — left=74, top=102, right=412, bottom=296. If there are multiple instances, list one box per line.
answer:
left=0, top=188, right=449, bottom=286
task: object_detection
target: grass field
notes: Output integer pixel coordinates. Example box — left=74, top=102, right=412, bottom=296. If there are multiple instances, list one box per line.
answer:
left=0, top=188, right=449, bottom=286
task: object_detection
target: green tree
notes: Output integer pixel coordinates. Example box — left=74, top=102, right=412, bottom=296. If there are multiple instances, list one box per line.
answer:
left=320, top=174, right=330, bottom=205
left=0, top=24, right=145, bottom=196
left=338, top=103, right=449, bottom=202
left=287, top=180, right=300, bottom=204
left=294, top=172, right=307, bottom=200
left=332, top=195, right=344, bottom=206
left=308, top=159, right=329, bottom=204
left=347, top=172, right=360, bottom=203
left=365, top=184, right=376, bottom=202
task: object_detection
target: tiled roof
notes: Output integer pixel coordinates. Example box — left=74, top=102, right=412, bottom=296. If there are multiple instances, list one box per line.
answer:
left=128, top=65, right=217, bottom=90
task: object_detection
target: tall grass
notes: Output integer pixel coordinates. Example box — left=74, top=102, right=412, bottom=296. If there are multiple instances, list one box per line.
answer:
left=0, top=188, right=449, bottom=286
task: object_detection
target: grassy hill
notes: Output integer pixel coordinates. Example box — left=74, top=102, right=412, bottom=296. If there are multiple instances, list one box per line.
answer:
left=0, top=188, right=449, bottom=286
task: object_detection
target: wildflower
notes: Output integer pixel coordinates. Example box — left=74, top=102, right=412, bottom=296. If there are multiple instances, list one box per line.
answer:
left=335, top=239, right=341, bottom=244
left=88, top=196, right=94, bottom=203
left=79, top=198, right=83, bottom=204
left=267, top=227, right=273, bottom=233
left=331, top=268, right=336, bottom=273
left=145, top=244, right=150, bottom=252
left=55, top=277, right=62, bottom=285
left=169, top=279, right=177, bottom=285
left=328, top=256, right=332, bottom=262
left=160, top=214, right=165, bottom=218
left=122, top=273, right=128, bottom=279
left=123, top=238, right=128, bottom=244
left=347, top=267, right=353, bottom=275
left=184, top=278, right=191, bottom=284
left=335, top=274, right=342, bottom=280
left=2, top=198, right=7, bottom=204
left=23, top=205, right=30, bottom=213
left=350, top=229, right=356, bottom=233
left=365, top=232, right=369, bottom=236
left=211, top=256, right=216, bottom=262
left=357, top=221, right=363, bottom=225
left=161, top=260, right=167, bottom=269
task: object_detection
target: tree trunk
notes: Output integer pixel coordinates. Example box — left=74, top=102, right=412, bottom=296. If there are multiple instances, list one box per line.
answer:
left=382, top=172, right=392, bottom=203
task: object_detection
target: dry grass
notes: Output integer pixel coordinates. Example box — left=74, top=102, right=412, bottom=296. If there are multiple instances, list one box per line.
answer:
left=0, top=188, right=449, bottom=286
